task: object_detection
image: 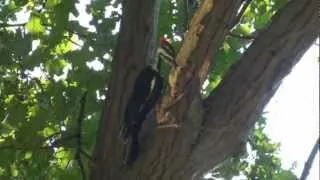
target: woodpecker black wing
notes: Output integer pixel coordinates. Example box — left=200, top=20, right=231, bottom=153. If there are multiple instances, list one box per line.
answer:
left=130, top=67, right=157, bottom=105
left=121, top=67, right=159, bottom=140
left=130, top=72, right=164, bottom=136
left=122, top=67, right=165, bottom=165
left=125, top=72, right=164, bottom=165
left=139, top=73, right=164, bottom=119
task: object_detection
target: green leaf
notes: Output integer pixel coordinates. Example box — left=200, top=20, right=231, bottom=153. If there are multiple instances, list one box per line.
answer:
left=238, top=23, right=253, bottom=36
left=274, top=170, right=298, bottom=180
left=47, top=0, right=62, bottom=8
left=43, top=127, right=56, bottom=137
left=53, top=40, right=73, bottom=55
left=45, top=59, right=68, bottom=75
left=24, top=151, right=33, bottom=159
left=25, top=15, right=45, bottom=34
left=255, top=14, right=271, bottom=30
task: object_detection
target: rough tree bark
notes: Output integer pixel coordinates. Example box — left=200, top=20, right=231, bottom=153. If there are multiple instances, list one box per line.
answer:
left=91, top=0, right=317, bottom=179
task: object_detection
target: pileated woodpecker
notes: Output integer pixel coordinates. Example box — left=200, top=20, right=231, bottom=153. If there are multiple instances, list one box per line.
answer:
left=121, top=37, right=176, bottom=165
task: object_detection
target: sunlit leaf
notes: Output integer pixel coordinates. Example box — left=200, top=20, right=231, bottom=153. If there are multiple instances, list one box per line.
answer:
left=238, top=23, right=253, bottom=36
left=24, top=151, right=33, bottom=159
left=43, top=127, right=56, bottom=137
left=25, top=15, right=45, bottom=34
left=255, top=13, right=271, bottom=30
left=47, top=0, right=62, bottom=8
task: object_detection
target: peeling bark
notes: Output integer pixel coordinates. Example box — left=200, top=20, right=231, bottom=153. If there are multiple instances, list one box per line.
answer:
left=91, top=0, right=318, bottom=179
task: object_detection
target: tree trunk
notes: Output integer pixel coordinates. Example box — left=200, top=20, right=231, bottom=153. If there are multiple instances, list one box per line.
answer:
left=90, top=0, right=162, bottom=179
left=91, top=0, right=317, bottom=179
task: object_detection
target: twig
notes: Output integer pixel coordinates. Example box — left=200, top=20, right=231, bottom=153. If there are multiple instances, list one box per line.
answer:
left=0, top=144, right=52, bottom=151
left=0, top=23, right=27, bottom=28
left=228, top=32, right=255, bottom=40
left=0, top=21, right=93, bottom=44
left=67, top=37, right=83, bottom=48
left=75, top=90, right=88, bottom=180
left=300, top=137, right=319, bottom=180
left=80, top=148, right=95, bottom=168
left=80, top=149, right=93, bottom=162
left=184, top=0, right=190, bottom=31
left=230, top=0, right=253, bottom=28
left=65, top=159, right=72, bottom=169
left=78, top=155, right=86, bottom=180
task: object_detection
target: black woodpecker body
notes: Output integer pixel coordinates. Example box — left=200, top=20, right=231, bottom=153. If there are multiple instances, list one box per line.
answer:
left=121, top=37, right=176, bottom=165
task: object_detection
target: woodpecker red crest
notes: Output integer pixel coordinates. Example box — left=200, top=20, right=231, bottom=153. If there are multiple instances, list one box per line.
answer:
left=160, top=37, right=171, bottom=48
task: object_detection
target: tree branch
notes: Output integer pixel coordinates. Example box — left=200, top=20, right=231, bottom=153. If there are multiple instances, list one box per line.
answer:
left=90, top=0, right=317, bottom=179
left=75, top=90, right=88, bottom=180
left=0, top=23, right=27, bottom=28
left=190, top=0, right=317, bottom=175
left=228, top=32, right=255, bottom=40
left=0, top=21, right=94, bottom=46
left=300, top=137, right=319, bottom=180
left=230, top=0, right=253, bottom=28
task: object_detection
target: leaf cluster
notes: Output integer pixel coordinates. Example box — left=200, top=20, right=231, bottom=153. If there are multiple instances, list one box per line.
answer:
left=206, top=115, right=297, bottom=180
left=0, top=0, right=118, bottom=178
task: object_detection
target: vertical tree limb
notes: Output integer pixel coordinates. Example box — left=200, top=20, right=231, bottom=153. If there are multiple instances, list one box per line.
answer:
left=91, top=0, right=162, bottom=179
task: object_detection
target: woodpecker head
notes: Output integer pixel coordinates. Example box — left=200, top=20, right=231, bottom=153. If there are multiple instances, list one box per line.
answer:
left=154, top=37, right=177, bottom=70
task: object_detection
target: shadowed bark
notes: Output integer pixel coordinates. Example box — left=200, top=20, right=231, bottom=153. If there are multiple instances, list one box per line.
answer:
left=91, top=0, right=317, bottom=179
